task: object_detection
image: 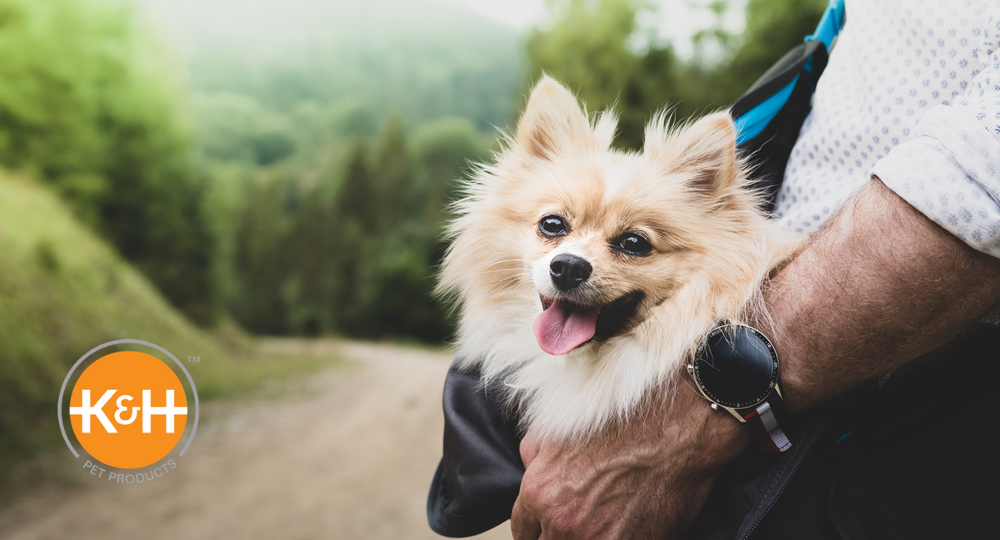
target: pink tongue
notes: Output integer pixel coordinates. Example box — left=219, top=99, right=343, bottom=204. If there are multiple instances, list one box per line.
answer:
left=533, top=299, right=600, bottom=355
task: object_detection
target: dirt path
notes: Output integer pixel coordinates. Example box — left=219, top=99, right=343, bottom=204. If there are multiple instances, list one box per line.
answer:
left=0, top=340, right=513, bottom=540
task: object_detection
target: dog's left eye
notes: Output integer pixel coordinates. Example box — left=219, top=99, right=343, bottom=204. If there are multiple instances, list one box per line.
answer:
left=613, top=233, right=652, bottom=255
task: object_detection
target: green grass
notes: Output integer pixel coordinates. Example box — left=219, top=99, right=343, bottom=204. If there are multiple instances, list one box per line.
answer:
left=0, top=172, right=348, bottom=499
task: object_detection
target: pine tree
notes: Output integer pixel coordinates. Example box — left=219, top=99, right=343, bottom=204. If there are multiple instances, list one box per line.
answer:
left=232, top=177, right=290, bottom=334
left=286, top=181, right=337, bottom=335
left=370, top=115, right=416, bottom=233
left=330, top=139, right=375, bottom=332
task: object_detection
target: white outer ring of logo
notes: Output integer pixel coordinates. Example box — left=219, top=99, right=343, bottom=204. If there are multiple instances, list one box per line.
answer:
left=57, top=339, right=200, bottom=459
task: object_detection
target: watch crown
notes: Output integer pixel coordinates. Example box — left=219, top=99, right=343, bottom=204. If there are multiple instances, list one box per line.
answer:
left=710, top=403, right=719, bottom=411
left=687, top=364, right=694, bottom=374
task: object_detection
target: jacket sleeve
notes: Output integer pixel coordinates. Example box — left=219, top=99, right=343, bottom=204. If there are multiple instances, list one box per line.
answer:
left=426, top=358, right=524, bottom=537
left=874, top=9, right=1000, bottom=258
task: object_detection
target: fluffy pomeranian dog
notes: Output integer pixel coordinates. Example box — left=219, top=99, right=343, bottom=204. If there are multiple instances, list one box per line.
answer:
left=437, top=76, right=799, bottom=441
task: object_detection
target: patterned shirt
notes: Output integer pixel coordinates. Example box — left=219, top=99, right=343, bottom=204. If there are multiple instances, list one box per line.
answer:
left=775, top=0, right=1000, bottom=258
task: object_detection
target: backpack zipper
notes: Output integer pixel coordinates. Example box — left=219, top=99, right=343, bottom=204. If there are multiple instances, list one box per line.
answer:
left=738, top=414, right=833, bottom=540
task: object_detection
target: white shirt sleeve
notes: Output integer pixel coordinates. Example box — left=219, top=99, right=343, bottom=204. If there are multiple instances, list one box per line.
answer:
left=874, top=10, right=1000, bottom=257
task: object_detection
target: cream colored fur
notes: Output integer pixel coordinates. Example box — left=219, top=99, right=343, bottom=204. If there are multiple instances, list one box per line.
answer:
left=437, top=76, right=800, bottom=442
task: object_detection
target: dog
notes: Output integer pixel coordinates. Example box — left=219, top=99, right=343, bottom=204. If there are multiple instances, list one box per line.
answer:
left=437, top=76, right=800, bottom=441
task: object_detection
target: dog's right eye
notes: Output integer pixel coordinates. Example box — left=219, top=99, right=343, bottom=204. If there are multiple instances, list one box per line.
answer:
left=538, top=215, right=568, bottom=236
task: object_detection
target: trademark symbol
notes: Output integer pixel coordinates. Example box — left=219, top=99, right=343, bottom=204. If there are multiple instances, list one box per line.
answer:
left=187, top=356, right=200, bottom=363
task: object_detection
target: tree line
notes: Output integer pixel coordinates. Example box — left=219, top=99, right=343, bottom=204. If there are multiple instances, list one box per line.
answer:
left=229, top=115, right=487, bottom=341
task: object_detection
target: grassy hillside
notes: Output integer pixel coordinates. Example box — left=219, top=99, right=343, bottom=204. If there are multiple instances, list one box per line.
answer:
left=0, top=172, right=340, bottom=476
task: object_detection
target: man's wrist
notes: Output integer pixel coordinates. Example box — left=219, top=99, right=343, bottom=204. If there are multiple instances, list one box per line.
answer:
left=674, top=378, right=751, bottom=467
left=746, top=292, right=810, bottom=414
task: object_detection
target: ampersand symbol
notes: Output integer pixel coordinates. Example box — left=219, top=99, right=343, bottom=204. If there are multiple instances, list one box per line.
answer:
left=115, top=394, right=139, bottom=425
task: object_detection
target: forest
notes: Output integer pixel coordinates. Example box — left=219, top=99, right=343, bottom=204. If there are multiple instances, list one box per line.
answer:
left=0, top=0, right=826, bottom=469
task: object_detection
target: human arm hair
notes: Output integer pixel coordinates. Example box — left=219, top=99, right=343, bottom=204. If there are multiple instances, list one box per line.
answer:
left=761, top=176, right=1000, bottom=413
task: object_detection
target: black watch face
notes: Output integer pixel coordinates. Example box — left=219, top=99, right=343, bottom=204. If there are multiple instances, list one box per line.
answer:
left=692, top=324, right=779, bottom=409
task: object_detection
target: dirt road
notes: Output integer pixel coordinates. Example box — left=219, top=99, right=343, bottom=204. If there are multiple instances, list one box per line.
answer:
left=0, top=340, right=513, bottom=540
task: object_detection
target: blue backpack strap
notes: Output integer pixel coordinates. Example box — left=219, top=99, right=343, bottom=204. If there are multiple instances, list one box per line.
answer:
left=732, top=0, right=846, bottom=212
left=734, top=0, right=846, bottom=145
left=807, top=0, right=847, bottom=51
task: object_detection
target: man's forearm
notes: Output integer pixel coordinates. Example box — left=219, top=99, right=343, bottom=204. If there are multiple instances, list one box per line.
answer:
left=761, top=177, right=1000, bottom=412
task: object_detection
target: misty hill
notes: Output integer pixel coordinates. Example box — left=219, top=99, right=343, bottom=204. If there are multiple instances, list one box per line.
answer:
left=162, top=0, right=525, bottom=131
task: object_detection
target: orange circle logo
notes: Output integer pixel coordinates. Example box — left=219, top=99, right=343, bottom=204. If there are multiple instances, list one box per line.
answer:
left=68, top=350, right=188, bottom=469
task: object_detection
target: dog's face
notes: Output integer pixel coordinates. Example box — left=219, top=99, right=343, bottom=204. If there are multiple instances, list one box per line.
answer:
left=441, top=77, right=755, bottom=357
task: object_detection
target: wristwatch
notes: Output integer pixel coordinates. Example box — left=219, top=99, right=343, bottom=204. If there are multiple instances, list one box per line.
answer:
left=688, top=323, right=792, bottom=453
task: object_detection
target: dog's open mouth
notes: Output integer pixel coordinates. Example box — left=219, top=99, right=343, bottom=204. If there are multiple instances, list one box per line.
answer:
left=533, top=292, right=644, bottom=355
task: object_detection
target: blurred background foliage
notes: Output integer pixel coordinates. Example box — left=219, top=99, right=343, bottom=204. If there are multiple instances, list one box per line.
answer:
left=0, top=0, right=825, bottom=472
left=524, top=0, right=825, bottom=149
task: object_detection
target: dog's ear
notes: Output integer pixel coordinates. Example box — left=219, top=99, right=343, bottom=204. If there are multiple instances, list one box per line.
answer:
left=516, top=76, right=593, bottom=160
left=645, top=111, right=739, bottom=196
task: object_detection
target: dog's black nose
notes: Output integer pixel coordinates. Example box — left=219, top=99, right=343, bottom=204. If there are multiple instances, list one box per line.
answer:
left=550, top=254, right=592, bottom=291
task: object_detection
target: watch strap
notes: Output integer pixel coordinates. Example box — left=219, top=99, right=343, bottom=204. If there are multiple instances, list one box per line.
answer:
left=742, top=395, right=792, bottom=453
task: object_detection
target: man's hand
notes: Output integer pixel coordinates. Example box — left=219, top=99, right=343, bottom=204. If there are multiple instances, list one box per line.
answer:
left=510, top=382, right=748, bottom=540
